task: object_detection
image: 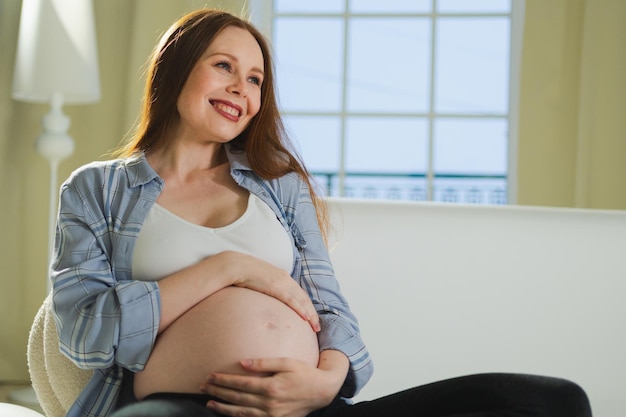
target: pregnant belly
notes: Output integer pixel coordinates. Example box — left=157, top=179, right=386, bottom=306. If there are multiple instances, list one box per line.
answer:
left=133, top=287, right=320, bottom=399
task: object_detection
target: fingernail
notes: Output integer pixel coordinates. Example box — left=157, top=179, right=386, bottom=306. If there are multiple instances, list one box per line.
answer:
left=241, top=359, right=253, bottom=367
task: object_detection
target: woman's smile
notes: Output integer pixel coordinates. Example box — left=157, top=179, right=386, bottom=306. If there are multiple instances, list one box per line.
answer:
left=210, top=99, right=242, bottom=121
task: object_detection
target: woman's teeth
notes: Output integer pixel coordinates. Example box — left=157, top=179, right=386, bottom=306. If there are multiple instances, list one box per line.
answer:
left=213, top=102, right=240, bottom=117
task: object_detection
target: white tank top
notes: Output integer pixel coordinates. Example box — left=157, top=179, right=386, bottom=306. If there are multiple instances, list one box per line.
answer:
left=132, top=193, right=293, bottom=281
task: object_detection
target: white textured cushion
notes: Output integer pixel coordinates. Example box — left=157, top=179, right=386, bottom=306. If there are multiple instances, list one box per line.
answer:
left=27, top=294, right=92, bottom=417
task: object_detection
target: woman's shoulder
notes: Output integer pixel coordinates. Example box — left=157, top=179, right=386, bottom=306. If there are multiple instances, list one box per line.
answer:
left=62, top=159, right=121, bottom=187
left=272, top=170, right=304, bottom=187
left=63, top=154, right=156, bottom=190
left=264, top=171, right=308, bottom=202
left=68, top=158, right=125, bottom=175
left=226, top=149, right=304, bottom=193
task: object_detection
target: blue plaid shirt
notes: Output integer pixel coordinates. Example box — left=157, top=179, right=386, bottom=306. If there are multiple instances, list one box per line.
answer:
left=51, top=146, right=373, bottom=417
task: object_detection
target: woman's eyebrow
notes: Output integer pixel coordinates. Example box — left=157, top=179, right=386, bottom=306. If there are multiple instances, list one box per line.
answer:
left=212, top=52, right=264, bottom=75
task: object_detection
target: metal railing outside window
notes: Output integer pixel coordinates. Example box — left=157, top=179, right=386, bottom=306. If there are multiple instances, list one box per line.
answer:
left=312, top=171, right=507, bottom=204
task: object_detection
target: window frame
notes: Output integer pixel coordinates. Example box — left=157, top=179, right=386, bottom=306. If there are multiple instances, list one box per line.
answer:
left=249, top=0, right=525, bottom=204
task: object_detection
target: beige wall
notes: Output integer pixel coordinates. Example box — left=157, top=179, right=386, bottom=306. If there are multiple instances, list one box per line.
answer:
left=517, top=0, right=626, bottom=209
left=1, top=0, right=624, bottom=381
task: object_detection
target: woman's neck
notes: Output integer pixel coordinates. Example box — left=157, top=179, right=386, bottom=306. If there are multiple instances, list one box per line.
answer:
left=147, top=141, right=228, bottom=182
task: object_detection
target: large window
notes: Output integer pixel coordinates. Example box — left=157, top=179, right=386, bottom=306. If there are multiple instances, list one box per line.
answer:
left=251, top=0, right=524, bottom=204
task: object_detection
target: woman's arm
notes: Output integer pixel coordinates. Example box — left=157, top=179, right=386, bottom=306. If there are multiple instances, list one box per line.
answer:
left=157, top=251, right=320, bottom=333
left=52, top=180, right=161, bottom=372
left=289, top=178, right=374, bottom=397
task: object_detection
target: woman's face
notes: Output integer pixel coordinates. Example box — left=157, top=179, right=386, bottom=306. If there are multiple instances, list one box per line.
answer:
left=175, top=26, right=264, bottom=144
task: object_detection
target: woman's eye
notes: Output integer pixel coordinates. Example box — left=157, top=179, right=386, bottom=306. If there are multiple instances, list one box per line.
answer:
left=248, top=76, right=262, bottom=86
left=216, top=61, right=231, bottom=71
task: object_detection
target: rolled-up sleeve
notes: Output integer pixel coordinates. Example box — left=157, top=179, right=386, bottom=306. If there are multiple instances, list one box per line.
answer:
left=52, top=177, right=160, bottom=372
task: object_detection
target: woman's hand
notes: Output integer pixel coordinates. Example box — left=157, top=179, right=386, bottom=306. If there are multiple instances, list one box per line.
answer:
left=199, top=350, right=349, bottom=417
left=221, top=251, right=320, bottom=332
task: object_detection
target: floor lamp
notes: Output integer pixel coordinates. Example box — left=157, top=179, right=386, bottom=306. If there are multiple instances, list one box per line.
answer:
left=10, top=0, right=100, bottom=407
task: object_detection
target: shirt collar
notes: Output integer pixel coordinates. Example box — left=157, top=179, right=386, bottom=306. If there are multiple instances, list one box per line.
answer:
left=124, top=153, right=162, bottom=188
left=225, top=144, right=253, bottom=173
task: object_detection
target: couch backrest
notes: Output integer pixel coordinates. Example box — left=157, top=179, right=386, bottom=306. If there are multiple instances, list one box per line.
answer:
left=326, top=198, right=626, bottom=417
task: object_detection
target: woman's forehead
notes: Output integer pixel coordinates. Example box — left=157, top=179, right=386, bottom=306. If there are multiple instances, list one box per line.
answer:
left=205, top=26, right=264, bottom=68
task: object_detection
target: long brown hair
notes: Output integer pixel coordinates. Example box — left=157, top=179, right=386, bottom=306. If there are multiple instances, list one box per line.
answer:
left=114, top=9, right=328, bottom=239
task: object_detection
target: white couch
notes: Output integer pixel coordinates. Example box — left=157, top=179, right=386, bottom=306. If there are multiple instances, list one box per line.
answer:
left=326, top=198, right=626, bottom=417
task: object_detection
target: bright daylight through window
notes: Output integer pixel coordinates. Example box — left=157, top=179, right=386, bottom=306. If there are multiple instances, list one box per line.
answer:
left=251, top=0, right=523, bottom=204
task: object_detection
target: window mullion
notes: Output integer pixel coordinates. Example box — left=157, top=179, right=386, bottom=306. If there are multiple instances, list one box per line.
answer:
left=427, top=0, right=438, bottom=201
left=338, top=0, right=350, bottom=197
left=506, top=0, right=525, bottom=205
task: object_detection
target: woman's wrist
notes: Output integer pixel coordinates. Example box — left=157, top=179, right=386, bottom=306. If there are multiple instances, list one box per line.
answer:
left=317, top=349, right=350, bottom=400
left=209, top=250, right=239, bottom=286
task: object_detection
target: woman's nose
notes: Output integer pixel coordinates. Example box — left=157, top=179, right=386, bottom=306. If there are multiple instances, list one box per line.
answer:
left=227, top=76, right=247, bottom=97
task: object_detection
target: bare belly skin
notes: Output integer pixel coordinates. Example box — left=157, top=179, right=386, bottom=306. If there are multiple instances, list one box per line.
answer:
left=133, top=287, right=320, bottom=399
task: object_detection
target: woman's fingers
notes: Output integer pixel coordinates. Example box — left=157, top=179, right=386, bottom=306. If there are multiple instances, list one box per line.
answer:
left=239, top=357, right=296, bottom=374
left=279, top=284, right=320, bottom=332
left=206, top=399, right=264, bottom=417
left=201, top=358, right=298, bottom=399
left=201, top=358, right=325, bottom=417
left=200, top=372, right=269, bottom=415
left=228, top=252, right=320, bottom=332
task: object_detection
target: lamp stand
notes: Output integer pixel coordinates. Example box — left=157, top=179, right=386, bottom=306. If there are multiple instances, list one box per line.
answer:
left=36, top=92, right=75, bottom=287
left=8, top=93, right=74, bottom=411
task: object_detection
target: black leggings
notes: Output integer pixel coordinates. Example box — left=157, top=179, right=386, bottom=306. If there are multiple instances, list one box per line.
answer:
left=110, top=373, right=592, bottom=417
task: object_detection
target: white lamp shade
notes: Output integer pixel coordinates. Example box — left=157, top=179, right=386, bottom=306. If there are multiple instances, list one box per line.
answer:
left=12, top=0, right=100, bottom=104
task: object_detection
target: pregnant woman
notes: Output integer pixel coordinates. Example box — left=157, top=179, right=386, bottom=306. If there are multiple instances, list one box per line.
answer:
left=51, top=9, right=592, bottom=417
